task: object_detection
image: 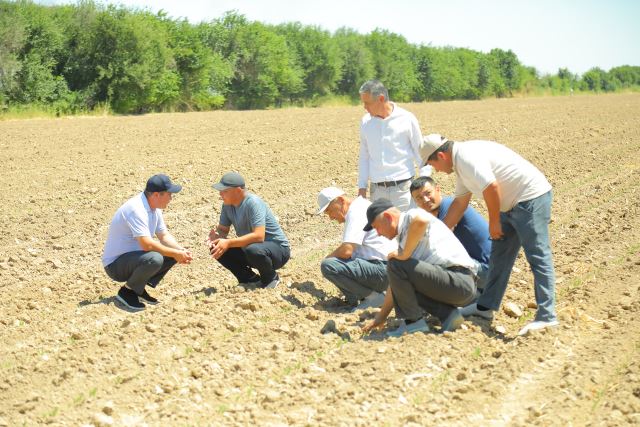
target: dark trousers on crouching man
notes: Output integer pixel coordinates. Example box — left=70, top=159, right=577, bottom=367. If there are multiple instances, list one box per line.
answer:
left=217, top=241, right=290, bottom=286
left=320, top=258, right=388, bottom=305
left=387, top=258, right=476, bottom=324
left=104, top=250, right=177, bottom=295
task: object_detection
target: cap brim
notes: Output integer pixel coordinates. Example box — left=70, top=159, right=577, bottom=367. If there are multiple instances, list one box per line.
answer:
left=363, top=223, right=373, bottom=232
left=316, top=203, right=330, bottom=215
left=167, top=184, right=182, bottom=193
left=212, top=183, right=231, bottom=191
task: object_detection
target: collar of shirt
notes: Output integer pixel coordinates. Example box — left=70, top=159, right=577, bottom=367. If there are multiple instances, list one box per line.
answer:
left=140, top=192, right=153, bottom=212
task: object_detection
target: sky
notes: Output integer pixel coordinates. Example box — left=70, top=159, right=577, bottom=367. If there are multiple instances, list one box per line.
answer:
left=40, top=0, right=639, bottom=75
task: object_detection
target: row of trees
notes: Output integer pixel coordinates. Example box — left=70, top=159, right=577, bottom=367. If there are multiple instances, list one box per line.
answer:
left=1, top=1, right=638, bottom=114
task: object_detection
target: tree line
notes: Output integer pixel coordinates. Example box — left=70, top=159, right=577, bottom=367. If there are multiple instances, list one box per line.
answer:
left=1, top=0, right=638, bottom=114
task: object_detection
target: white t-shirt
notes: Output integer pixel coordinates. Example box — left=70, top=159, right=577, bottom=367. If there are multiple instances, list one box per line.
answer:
left=397, top=209, right=476, bottom=273
left=358, top=103, right=426, bottom=188
left=453, top=140, right=552, bottom=212
left=343, top=197, right=397, bottom=260
left=102, top=193, right=167, bottom=266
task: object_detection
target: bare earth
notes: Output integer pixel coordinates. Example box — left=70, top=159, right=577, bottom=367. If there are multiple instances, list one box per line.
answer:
left=1, top=94, right=639, bottom=426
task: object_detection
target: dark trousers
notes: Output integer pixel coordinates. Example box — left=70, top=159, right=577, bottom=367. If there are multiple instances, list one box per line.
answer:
left=217, top=241, right=290, bottom=285
left=104, top=251, right=177, bottom=295
left=388, top=258, right=476, bottom=323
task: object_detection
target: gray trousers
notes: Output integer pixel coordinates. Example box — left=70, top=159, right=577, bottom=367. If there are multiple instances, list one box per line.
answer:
left=320, top=257, right=388, bottom=305
left=387, top=258, right=476, bottom=322
left=104, top=251, right=177, bottom=295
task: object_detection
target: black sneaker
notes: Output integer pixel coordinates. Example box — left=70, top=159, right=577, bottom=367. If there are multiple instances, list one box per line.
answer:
left=139, top=289, right=159, bottom=305
left=116, top=286, right=145, bottom=312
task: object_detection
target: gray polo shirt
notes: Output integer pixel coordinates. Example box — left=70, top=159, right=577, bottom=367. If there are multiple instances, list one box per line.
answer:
left=102, top=193, right=167, bottom=266
left=220, top=193, right=289, bottom=246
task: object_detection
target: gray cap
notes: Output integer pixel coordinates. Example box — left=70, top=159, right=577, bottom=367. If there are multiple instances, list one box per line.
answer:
left=419, top=134, right=447, bottom=164
left=212, top=172, right=245, bottom=191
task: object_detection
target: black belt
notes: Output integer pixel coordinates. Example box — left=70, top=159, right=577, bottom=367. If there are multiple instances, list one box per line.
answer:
left=373, top=178, right=411, bottom=187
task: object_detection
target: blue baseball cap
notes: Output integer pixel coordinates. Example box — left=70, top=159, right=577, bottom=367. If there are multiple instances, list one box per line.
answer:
left=145, top=174, right=182, bottom=193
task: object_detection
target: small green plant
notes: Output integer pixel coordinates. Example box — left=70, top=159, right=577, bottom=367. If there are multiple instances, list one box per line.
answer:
left=89, top=387, right=97, bottom=398
left=472, top=347, right=482, bottom=359
left=73, top=393, right=85, bottom=406
left=216, top=404, right=228, bottom=415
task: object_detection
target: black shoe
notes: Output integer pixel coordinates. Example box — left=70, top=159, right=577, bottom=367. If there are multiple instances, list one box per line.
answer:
left=139, top=289, right=159, bottom=305
left=115, top=286, right=145, bottom=312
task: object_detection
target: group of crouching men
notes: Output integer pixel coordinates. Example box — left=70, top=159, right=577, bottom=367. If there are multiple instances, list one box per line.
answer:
left=102, top=80, right=558, bottom=338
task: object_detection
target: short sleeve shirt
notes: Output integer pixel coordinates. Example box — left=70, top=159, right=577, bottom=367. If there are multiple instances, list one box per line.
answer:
left=453, top=140, right=552, bottom=212
left=397, top=209, right=476, bottom=272
left=102, top=193, right=167, bottom=266
left=220, top=193, right=289, bottom=246
left=438, top=197, right=491, bottom=265
left=342, top=197, right=397, bottom=260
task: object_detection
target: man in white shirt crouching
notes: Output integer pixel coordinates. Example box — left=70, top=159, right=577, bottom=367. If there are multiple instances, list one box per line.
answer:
left=317, top=187, right=397, bottom=311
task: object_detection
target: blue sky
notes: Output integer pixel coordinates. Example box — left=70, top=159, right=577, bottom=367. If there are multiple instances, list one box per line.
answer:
left=41, top=0, right=639, bottom=75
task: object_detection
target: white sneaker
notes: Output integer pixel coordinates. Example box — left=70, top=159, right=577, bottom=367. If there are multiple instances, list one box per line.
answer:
left=459, top=303, right=494, bottom=320
left=264, top=275, right=280, bottom=289
left=386, top=318, right=430, bottom=337
left=518, top=320, right=559, bottom=336
left=353, top=291, right=385, bottom=311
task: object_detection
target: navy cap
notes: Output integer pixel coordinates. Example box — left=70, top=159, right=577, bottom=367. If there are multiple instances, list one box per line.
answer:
left=145, top=174, right=182, bottom=193
left=212, top=172, right=245, bottom=191
left=363, top=198, right=393, bottom=231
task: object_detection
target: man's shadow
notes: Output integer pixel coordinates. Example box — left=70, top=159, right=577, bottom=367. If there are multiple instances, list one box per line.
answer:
left=289, top=280, right=354, bottom=314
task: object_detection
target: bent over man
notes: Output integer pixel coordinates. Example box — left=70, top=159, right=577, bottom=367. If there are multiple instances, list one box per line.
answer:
left=422, top=134, right=558, bottom=335
left=362, top=199, right=478, bottom=337
left=207, top=172, right=290, bottom=289
left=103, top=174, right=193, bottom=311
left=317, top=187, right=397, bottom=310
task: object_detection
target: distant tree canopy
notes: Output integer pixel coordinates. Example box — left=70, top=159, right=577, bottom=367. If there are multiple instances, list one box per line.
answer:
left=0, top=1, right=638, bottom=114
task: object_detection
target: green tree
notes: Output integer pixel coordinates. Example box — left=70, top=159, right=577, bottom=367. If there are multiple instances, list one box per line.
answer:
left=333, top=27, right=375, bottom=97
left=276, top=22, right=342, bottom=99
left=365, top=29, right=420, bottom=101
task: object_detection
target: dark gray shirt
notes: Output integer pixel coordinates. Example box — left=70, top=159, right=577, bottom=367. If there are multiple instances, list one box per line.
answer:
left=220, top=193, right=289, bottom=246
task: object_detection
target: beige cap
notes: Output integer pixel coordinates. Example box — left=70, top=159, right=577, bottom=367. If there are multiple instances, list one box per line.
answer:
left=419, top=134, right=447, bottom=164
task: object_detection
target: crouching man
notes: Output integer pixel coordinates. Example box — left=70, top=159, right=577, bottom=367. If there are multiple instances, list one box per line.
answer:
left=103, top=174, right=193, bottom=311
left=207, top=172, right=290, bottom=289
left=362, top=198, right=477, bottom=336
left=317, top=187, right=397, bottom=310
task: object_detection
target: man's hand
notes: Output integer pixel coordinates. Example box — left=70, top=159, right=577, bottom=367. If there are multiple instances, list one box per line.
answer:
left=175, top=249, right=193, bottom=264
left=488, top=219, right=504, bottom=240
left=387, top=250, right=399, bottom=260
left=208, top=228, right=221, bottom=242
left=210, top=238, right=230, bottom=259
left=357, top=188, right=367, bottom=199
left=362, top=316, right=385, bottom=333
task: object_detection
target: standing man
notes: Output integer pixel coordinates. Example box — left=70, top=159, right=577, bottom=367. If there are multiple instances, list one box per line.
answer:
left=410, top=175, right=491, bottom=289
left=422, top=134, right=558, bottom=335
left=103, top=174, right=193, bottom=312
left=361, top=199, right=478, bottom=336
left=357, top=80, right=429, bottom=211
left=317, top=187, right=397, bottom=310
left=207, top=172, right=290, bottom=289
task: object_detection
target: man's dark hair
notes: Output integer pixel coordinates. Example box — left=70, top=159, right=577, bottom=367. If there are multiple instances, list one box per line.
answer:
left=410, top=176, right=436, bottom=193
left=427, top=140, right=453, bottom=162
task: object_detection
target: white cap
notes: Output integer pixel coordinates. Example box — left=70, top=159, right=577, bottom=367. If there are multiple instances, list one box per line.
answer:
left=419, top=133, right=447, bottom=164
left=317, top=187, right=345, bottom=214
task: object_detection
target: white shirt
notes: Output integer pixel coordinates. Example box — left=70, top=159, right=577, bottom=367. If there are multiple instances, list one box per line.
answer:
left=102, top=193, right=167, bottom=266
left=397, top=209, right=476, bottom=273
left=453, top=140, right=552, bottom=212
left=358, top=103, right=427, bottom=188
left=343, top=197, right=397, bottom=260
